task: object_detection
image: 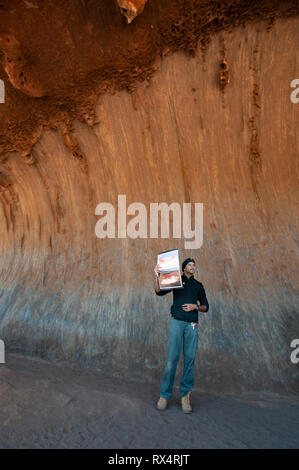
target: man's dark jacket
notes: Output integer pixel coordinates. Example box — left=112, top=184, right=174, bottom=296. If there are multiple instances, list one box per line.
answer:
left=156, top=273, right=209, bottom=323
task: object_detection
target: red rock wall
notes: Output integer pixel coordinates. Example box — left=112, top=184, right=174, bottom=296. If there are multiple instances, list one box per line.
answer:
left=0, top=0, right=298, bottom=394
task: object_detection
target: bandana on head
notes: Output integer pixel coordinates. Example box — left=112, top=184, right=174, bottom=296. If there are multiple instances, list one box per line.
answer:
left=182, top=258, right=195, bottom=272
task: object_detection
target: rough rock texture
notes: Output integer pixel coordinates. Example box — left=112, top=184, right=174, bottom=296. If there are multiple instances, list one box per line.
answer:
left=117, top=0, right=148, bottom=24
left=0, top=1, right=298, bottom=395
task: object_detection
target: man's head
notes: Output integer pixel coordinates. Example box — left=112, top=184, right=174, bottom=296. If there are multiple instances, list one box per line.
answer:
left=182, top=258, right=195, bottom=276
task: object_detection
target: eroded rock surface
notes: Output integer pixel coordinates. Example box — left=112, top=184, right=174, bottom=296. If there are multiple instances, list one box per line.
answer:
left=0, top=33, right=45, bottom=97
left=117, top=0, right=148, bottom=24
left=0, top=1, right=298, bottom=395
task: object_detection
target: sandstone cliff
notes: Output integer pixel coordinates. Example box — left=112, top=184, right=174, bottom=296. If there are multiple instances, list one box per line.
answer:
left=0, top=0, right=298, bottom=394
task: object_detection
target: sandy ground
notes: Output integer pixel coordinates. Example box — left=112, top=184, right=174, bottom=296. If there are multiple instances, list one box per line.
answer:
left=0, top=353, right=298, bottom=449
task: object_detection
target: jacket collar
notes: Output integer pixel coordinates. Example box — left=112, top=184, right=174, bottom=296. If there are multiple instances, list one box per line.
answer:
left=182, top=274, right=194, bottom=281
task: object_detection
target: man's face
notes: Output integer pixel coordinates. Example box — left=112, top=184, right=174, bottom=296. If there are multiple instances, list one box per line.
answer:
left=184, top=261, right=195, bottom=275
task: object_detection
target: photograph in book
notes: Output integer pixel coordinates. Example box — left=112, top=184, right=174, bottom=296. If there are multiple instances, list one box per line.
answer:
left=157, top=249, right=182, bottom=289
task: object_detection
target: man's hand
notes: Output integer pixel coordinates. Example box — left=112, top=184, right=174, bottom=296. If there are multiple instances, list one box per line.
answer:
left=182, top=303, right=198, bottom=312
left=154, top=263, right=162, bottom=293
left=154, top=263, right=162, bottom=276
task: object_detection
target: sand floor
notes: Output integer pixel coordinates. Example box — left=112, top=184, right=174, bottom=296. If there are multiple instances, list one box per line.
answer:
left=0, top=353, right=298, bottom=449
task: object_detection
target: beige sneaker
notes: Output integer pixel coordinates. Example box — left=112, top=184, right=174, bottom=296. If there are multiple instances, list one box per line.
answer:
left=156, top=396, right=168, bottom=410
left=181, top=391, right=192, bottom=413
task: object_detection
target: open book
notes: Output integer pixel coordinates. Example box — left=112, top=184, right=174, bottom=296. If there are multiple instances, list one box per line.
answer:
left=157, top=248, right=183, bottom=289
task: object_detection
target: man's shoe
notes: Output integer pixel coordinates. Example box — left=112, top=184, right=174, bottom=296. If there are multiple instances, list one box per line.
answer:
left=181, top=391, right=192, bottom=413
left=156, top=396, right=168, bottom=410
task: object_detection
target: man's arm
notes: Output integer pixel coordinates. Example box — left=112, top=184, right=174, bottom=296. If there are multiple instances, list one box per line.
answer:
left=197, top=283, right=209, bottom=312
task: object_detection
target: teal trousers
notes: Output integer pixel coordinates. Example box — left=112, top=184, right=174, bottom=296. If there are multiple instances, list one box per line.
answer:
left=160, top=316, right=199, bottom=399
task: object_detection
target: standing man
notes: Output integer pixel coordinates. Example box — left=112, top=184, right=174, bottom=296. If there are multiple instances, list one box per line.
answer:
left=154, top=258, right=209, bottom=413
